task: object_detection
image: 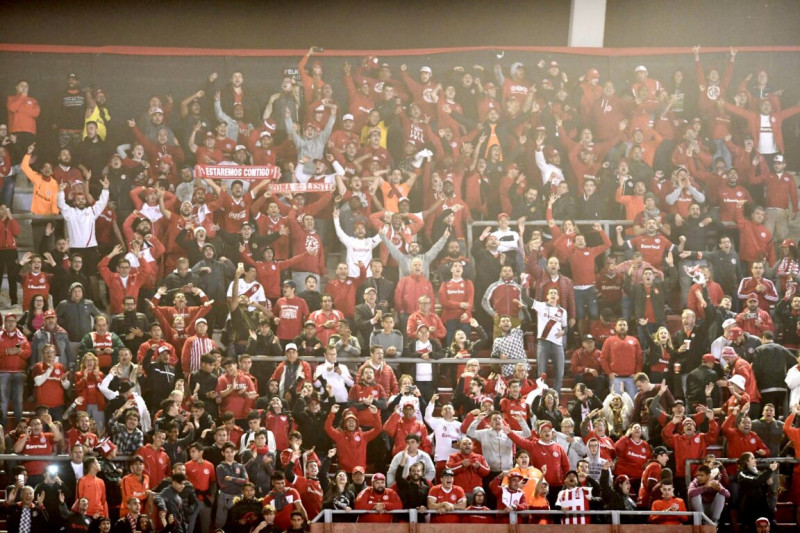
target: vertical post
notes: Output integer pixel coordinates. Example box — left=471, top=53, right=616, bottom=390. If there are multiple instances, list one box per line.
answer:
left=568, top=0, right=607, bottom=47
left=610, top=510, right=620, bottom=525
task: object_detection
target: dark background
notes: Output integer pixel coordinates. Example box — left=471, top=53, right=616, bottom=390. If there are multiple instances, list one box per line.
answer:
left=0, top=0, right=797, bottom=49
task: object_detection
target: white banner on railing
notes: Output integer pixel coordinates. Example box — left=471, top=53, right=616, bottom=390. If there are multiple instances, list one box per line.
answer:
left=194, top=164, right=281, bottom=180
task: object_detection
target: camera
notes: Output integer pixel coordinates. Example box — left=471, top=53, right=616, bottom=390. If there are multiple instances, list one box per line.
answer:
left=47, top=465, right=58, bottom=475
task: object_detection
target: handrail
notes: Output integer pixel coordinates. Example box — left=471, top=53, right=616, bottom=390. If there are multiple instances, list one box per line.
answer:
left=0, top=454, right=136, bottom=462
left=247, top=356, right=517, bottom=363
left=313, top=508, right=715, bottom=526
left=684, top=456, right=800, bottom=493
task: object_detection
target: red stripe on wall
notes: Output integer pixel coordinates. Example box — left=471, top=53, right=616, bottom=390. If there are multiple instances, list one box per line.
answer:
left=0, top=43, right=797, bottom=57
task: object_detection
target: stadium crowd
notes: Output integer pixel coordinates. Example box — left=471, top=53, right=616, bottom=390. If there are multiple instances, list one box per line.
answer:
left=0, top=45, right=798, bottom=533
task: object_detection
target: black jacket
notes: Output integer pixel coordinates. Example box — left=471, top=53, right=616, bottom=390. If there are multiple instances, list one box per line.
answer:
left=752, top=342, right=797, bottom=391
left=685, top=364, right=722, bottom=408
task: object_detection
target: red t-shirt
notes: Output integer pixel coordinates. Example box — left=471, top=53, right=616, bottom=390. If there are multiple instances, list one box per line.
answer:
left=218, top=190, right=253, bottom=234
left=20, top=271, right=52, bottom=309
left=273, top=296, right=309, bottom=340
left=185, top=459, right=217, bottom=499
left=32, top=362, right=67, bottom=407
left=263, top=488, right=302, bottom=531
left=428, top=485, right=466, bottom=523
left=215, top=372, right=256, bottom=419
left=18, top=432, right=56, bottom=475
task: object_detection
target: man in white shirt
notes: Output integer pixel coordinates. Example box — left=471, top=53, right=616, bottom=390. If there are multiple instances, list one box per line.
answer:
left=333, top=207, right=381, bottom=277
left=57, top=174, right=109, bottom=283
left=314, top=345, right=353, bottom=402
left=522, top=288, right=568, bottom=394
left=227, top=264, right=267, bottom=312
left=424, top=394, right=463, bottom=467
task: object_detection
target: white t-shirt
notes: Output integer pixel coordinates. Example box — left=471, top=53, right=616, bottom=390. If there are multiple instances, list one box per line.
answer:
left=758, top=113, right=776, bottom=154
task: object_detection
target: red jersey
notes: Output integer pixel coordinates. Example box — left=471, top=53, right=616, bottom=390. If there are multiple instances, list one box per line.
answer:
left=75, top=370, right=106, bottom=409
left=613, top=436, right=652, bottom=479
left=499, top=396, right=530, bottom=430
left=717, top=185, right=751, bottom=222
left=428, top=485, right=466, bottom=523
left=218, top=190, right=254, bottom=234
left=32, top=361, right=67, bottom=408
left=273, top=296, right=309, bottom=340
left=438, top=278, right=475, bottom=323
left=629, top=235, right=672, bottom=267
left=18, top=432, right=56, bottom=475
left=263, top=487, right=303, bottom=531
left=95, top=206, right=117, bottom=246
left=67, top=428, right=99, bottom=450
left=309, top=308, right=345, bottom=346
left=253, top=212, right=289, bottom=260
left=509, top=435, right=570, bottom=487
left=354, top=487, right=403, bottom=523
left=215, top=372, right=256, bottom=419
left=185, top=459, right=217, bottom=500
left=20, top=271, right=52, bottom=309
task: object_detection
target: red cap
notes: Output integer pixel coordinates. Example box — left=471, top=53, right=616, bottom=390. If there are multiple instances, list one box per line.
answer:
left=497, top=212, right=510, bottom=220
left=701, top=353, right=716, bottom=364
left=537, top=420, right=553, bottom=432
left=372, top=472, right=386, bottom=481
left=746, top=293, right=759, bottom=302
left=781, top=238, right=796, bottom=248
left=43, top=310, right=56, bottom=319
left=352, top=466, right=365, bottom=474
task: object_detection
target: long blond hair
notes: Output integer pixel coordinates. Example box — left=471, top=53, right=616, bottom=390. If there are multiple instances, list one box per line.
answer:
left=80, top=353, right=99, bottom=372
left=652, top=326, right=674, bottom=350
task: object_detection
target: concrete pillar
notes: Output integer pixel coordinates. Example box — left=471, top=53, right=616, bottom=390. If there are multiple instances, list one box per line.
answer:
left=568, top=0, right=607, bottom=47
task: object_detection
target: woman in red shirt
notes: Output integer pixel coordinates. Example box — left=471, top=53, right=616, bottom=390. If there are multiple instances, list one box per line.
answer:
left=75, top=353, right=106, bottom=434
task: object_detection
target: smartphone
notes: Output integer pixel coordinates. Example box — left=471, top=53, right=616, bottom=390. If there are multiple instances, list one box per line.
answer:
left=16, top=474, right=24, bottom=484
left=47, top=465, right=58, bottom=475
left=333, top=362, right=339, bottom=368
left=238, top=262, right=244, bottom=271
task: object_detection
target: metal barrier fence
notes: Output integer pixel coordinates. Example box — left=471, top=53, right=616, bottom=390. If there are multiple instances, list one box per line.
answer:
left=312, top=508, right=715, bottom=526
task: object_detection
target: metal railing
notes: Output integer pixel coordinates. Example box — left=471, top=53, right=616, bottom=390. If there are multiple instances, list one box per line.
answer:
left=312, top=508, right=715, bottom=526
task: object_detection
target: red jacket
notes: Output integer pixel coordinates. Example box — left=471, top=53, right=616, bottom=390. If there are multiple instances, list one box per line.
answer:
left=6, top=94, right=40, bottom=134
left=724, top=102, right=800, bottom=154
left=508, top=433, right=570, bottom=487
left=736, top=210, right=776, bottom=265
left=0, top=328, right=31, bottom=372
left=98, top=256, right=148, bottom=314
left=347, top=382, right=387, bottom=426
left=384, top=413, right=431, bottom=455
left=730, top=357, right=761, bottom=403
left=354, top=486, right=403, bottom=523
left=136, top=444, right=171, bottom=488
left=406, top=311, right=446, bottom=340
left=661, top=418, right=719, bottom=478
left=721, top=413, right=769, bottom=475
left=394, top=274, right=434, bottom=315
left=649, top=497, right=688, bottom=524
left=446, top=451, right=490, bottom=493
left=325, top=267, right=366, bottom=318
left=600, top=335, right=643, bottom=377
left=324, top=410, right=383, bottom=472
left=0, top=217, right=20, bottom=249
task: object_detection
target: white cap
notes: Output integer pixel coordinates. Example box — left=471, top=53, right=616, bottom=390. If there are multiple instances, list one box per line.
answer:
left=285, top=343, right=298, bottom=352
left=635, top=65, right=648, bottom=73
left=721, top=318, right=737, bottom=330
left=729, top=374, right=746, bottom=390
left=342, top=113, right=354, bottom=121
left=235, top=144, right=247, bottom=152
left=420, top=66, right=432, bottom=74
left=315, top=104, right=325, bottom=112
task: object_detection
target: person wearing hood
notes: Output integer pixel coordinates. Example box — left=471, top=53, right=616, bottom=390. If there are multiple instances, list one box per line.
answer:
left=56, top=281, right=103, bottom=351
left=191, top=242, right=234, bottom=331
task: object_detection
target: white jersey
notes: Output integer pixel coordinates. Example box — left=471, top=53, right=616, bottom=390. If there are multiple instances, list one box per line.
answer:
left=424, top=402, right=463, bottom=461
left=531, top=300, right=568, bottom=344
left=333, top=217, right=381, bottom=277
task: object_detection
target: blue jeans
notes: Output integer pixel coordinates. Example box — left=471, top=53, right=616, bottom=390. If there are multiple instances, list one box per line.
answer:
left=610, top=376, right=637, bottom=399
left=2, top=172, right=15, bottom=209
left=445, top=319, right=470, bottom=346
left=713, top=139, right=732, bottom=169
left=575, top=287, right=599, bottom=320
left=0, top=372, right=25, bottom=426
left=537, top=339, right=565, bottom=394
